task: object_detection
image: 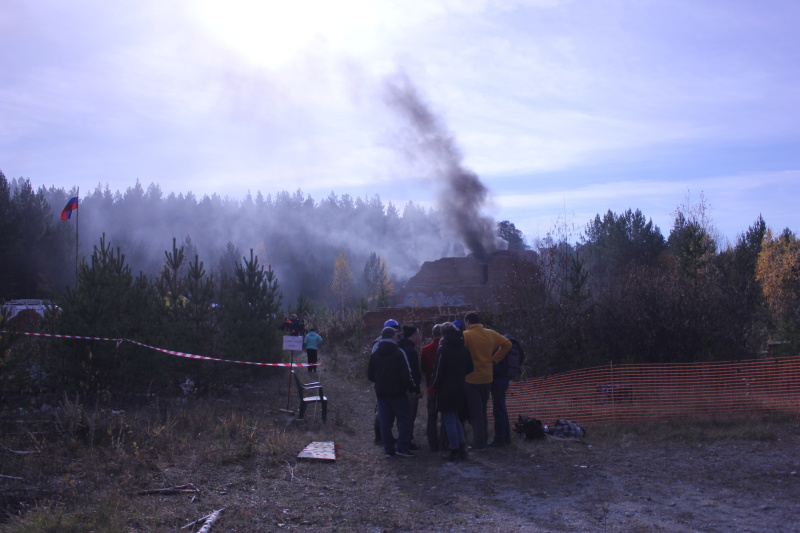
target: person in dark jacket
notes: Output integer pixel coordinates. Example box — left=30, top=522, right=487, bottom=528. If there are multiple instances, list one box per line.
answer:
left=368, top=326, right=417, bottom=458
left=398, top=325, right=422, bottom=449
left=372, top=319, right=402, bottom=444
left=489, top=334, right=518, bottom=445
left=431, top=322, right=474, bottom=461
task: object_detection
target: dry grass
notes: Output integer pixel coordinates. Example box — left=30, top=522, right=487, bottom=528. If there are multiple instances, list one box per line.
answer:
left=1, top=355, right=799, bottom=532
left=0, top=371, right=318, bottom=532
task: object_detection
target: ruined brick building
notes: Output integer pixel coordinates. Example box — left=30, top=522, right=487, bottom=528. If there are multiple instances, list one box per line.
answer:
left=362, top=250, right=536, bottom=338
left=393, top=250, right=536, bottom=309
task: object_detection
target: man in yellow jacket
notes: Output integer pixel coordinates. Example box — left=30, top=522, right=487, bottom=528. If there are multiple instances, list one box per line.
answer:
left=462, top=311, right=512, bottom=449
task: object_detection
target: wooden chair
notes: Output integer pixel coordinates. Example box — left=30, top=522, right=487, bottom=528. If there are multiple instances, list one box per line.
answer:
left=292, top=371, right=328, bottom=422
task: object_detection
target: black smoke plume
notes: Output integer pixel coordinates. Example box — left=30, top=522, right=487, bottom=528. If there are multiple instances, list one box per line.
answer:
left=381, top=71, right=501, bottom=261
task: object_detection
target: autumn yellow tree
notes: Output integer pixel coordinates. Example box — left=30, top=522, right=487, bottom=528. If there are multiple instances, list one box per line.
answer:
left=329, top=250, right=355, bottom=313
left=756, top=228, right=800, bottom=327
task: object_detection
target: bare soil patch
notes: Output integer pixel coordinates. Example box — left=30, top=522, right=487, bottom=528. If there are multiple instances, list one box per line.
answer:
left=2, top=361, right=799, bottom=532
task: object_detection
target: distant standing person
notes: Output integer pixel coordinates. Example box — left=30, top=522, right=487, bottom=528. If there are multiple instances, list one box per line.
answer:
left=462, top=311, right=512, bottom=449
left=368, top=327, right=417, bottom=458
left=292, top=314, right=306, bottom=336
left=303, top=328, right=323, bottom=373
left=432, top=322, right=474, bottom=460
left=281, top=314, right=304, bottom=336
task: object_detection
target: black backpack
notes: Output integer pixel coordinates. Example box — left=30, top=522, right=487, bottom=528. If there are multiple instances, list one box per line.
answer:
left=513, top=414, right=545, bottom=440
left=503, top=335, right=526, bottom=381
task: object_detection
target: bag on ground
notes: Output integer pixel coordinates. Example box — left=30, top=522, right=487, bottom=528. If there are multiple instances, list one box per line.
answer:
left=513, top=414, right=545, bottom=440
left=546, top=419, right=586, bottom=438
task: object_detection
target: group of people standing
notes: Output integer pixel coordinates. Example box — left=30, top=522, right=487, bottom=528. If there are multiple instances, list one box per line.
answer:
left=368, top=311, right=512, bottom=460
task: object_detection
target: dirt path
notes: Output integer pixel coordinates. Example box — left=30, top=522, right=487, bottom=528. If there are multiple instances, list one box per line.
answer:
left=253, top=365, right=800, bottom=532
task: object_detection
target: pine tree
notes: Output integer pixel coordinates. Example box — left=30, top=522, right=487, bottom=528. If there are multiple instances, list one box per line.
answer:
left=362, top=252, right=393, bottom=308
left=185, top=254, right=216, bottom=353
left=157, top=237, right=187, bottom=322
left=497, top=220, right=528, bottom=251
left=221, top=249, right=283, bottom=365
left=57, top=234, right=137, bottom=397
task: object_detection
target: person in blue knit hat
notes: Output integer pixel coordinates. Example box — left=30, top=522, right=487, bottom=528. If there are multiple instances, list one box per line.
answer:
left=368, top=326, right=417, bottom=458
left=372, top=319, right=403, bottom=444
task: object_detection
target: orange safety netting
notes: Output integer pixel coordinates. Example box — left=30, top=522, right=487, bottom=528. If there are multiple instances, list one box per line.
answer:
left=498, top=356, right=800, bottom=426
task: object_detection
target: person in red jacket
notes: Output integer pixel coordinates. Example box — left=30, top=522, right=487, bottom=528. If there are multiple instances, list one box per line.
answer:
left=420, top=324, right=443, bottom=451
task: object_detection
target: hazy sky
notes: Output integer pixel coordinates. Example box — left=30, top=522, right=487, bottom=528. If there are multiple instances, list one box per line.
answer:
left=2, top=0, right=798, bottom=246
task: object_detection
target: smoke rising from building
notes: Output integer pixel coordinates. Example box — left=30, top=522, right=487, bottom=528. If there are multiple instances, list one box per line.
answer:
left=29, top=64, right=509, bottom=307
left=381, top=71, right=503, bottom=261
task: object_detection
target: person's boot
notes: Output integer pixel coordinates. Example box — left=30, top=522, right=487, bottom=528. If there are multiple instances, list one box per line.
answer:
left=442, top=448, right=460, bottom=461
left=458, top=443, right=468, bottom=460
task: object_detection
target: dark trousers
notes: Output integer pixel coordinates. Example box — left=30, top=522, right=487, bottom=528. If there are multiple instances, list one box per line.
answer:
left=306, top=349, right=318, bottom=373
left=491, top=378, right=511, bottom=443
left=376, top=394, right=412, bottom=455
left=464, top=382, right=491, bottom=448
left=374, top=406, right=381, bottom=443
left=425, top=393, right=446, bottom=451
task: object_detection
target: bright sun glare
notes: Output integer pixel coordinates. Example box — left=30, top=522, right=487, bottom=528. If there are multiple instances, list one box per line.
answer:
left=191, top=0, right=384, bottom=68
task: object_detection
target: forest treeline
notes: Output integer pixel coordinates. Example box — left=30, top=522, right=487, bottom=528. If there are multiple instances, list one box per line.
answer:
left=1, top=170, right=799, bottom=402
left=496, top=207, right=798, bottom=377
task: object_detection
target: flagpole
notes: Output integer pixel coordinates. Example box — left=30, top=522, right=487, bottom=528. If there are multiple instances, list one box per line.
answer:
left=75, top=187, right=79, bottom=285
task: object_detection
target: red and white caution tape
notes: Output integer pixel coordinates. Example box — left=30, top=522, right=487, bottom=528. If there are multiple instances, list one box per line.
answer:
left=0, top=330, right=316, bottom=368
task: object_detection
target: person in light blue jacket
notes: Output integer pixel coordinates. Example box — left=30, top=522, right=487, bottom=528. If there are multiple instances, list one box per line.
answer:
left=303, top=328, right=324, bottom=373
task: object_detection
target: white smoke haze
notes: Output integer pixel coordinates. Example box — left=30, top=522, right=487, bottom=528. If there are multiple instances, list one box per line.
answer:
left=38, top=64, right=510, bottom=304
left=61, top=184, right=468, bottom=306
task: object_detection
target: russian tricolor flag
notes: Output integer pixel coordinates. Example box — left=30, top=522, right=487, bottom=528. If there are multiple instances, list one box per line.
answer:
left=61, top=197, right=79, bottom=220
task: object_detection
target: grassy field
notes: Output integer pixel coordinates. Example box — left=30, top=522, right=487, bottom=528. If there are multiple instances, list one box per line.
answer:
left=2, top=354, right=799, bottom=532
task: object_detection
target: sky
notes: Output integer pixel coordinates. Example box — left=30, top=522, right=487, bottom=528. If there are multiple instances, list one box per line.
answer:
left=2, top=0, right=798, bottom=247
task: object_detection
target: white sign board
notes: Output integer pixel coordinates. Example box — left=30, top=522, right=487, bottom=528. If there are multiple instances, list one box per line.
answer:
left=283, top=335, right=303, bottom=351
